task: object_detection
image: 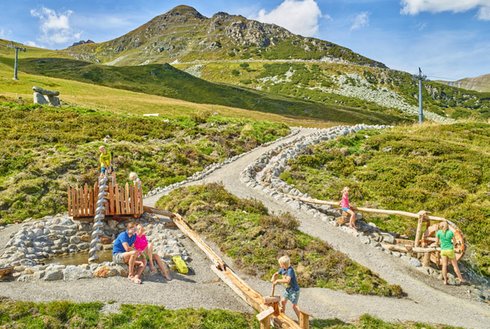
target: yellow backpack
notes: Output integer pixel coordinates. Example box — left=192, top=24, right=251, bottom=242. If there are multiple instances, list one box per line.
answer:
left=172, top=255, right=188, bottom=274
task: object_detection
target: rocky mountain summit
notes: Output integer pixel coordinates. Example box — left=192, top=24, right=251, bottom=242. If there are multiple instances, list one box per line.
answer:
left=70, top=40, right=95, bottom=48
left=65, top=5, right=385, bottom=67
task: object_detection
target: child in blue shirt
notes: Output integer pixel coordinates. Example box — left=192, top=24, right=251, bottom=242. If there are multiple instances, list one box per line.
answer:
left=271, top=255, right=301, bottom=320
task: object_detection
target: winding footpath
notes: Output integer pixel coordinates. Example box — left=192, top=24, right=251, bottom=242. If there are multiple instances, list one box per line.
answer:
left=1, top=127, right=488, bottom=328
left=146, top=127, right=490, bottom=329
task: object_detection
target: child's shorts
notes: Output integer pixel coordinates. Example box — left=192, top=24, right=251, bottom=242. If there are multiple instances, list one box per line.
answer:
left=441, top=249, right=456, bottom=259
left=101, top=166, right=113, bottom=174
left=342, top=207, right=350, bottom=212
left=283, top=289, right=300, bottom=305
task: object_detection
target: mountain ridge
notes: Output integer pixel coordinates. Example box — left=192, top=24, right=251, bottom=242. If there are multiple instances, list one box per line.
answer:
left=440, top=73, right=490, bottom=93
left=64, top=5, right=386, bottom=68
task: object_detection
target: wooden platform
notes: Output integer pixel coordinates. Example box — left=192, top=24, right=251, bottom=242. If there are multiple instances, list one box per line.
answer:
left=67, top=182, right=143, bottom=219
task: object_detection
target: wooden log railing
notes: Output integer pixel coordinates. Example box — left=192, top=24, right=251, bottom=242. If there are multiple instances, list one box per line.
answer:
left=68, top=183, right=143, bottom=219
left=289, top=195, right=465, bottom=262
left=144, top=206, right=304, bottom=329
left=291, top=196, right=449, bottom=222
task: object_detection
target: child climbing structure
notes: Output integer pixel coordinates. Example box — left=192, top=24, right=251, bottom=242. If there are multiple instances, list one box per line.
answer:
left=67, top=180, right=143, bottom=219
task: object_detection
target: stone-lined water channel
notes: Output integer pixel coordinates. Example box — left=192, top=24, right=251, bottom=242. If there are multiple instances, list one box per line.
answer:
left=0, top=213, right=190, bottom=282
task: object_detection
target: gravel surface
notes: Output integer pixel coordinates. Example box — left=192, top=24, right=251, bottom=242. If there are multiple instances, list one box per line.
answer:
left=0, top=236, right=251, bottom=313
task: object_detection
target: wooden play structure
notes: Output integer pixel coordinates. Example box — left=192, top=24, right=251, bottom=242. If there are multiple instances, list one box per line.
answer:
left=291, top=196, right=466, bottom=268
left=67, top=182, right=143, bottom=219
left=145, top=206, right=309, bottom=329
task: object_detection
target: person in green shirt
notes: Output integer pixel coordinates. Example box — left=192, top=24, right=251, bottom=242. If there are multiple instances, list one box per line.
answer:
left=435, top=221, right=466, bottom=285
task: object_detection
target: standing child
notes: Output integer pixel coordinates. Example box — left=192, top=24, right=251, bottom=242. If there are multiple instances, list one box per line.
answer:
left=436, top=221, right=466, bottom=285
left=271, top=255, right=300, bottom=320
left=129, top=172, right=142, bottom=189
left=340, top=187, right=356, bottom=230
left=99, top=146, right=112, bottom=175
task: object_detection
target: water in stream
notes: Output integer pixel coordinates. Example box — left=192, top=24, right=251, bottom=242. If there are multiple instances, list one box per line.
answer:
left=44, top=250, right=113, bottom=266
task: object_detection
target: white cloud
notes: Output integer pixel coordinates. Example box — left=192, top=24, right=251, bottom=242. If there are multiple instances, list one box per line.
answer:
left=30, top=7, right=82, bottom=45
left=478, top=5, right=490, bottom=19
left=253, top=0, right=322, bottom=37
left=401, top=0, right=490, bottom=21
left=350, top=12, right=370, bottom=31
left=25, top=41, right=40, bottom=47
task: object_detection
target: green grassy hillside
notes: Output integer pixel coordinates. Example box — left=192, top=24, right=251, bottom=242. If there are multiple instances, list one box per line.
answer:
left=177, top=61, right=490, bottom=121
left=4, top=56, right=412, bottom=125
left=0, top=59, right=333, bottom=128
left=156, top=184, right=403, bottom=297
left=0, top=102, right=288, bottom=223
left=440, top=73, right=490, bottom=93
left=0, top=39, right=61, bottom=58
left=280, top=123, right=490, bottom=276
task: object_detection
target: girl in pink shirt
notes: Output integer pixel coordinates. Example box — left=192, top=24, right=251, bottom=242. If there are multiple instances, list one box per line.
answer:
left=340, top=187, right=357, bottom=230
left=135, top=224, right=172, bottom=280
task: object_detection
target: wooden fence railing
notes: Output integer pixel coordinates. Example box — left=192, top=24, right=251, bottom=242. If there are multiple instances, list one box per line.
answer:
left=290, top=195, right=466, bottom=265
left=68, top=182, right=143, bottom=219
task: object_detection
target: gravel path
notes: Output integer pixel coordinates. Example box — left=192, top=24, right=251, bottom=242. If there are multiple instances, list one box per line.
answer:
left=147, top=128, right=490, bottom=329
left=0, top=237, right=251, bottom=313
left=1, top=128, right=489, bottom=328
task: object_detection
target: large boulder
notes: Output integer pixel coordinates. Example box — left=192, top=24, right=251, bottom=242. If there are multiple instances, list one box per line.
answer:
left=63, top=265, right=93, bottom=281
left=32, top=86, right=60, bottom=106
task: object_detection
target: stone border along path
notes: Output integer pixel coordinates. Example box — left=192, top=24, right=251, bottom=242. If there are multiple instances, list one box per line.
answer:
left=145, top=125, right=490, bottom=329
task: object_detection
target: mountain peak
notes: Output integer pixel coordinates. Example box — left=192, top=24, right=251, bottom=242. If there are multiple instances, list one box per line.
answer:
left=165, top=5, right=204, bottom=19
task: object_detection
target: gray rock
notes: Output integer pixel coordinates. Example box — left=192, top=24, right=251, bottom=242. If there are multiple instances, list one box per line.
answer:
left=34, top=270, right=46, bottom=280
left=409, top=258, right=422, bottom=267
left=33, top=92, right=49, bottom=105
left=17, top=274, right=33, bottom=282
left=381, top=233, right=395, bottom=244
left=63, top=265, right=93, bottom=281
left=44, top=269, right=64, bottom=281
left=359, top=236, right=371, bottom=244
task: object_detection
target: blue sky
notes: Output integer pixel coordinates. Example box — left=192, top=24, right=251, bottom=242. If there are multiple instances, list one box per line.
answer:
left=0, top=0, right=489, bottom=80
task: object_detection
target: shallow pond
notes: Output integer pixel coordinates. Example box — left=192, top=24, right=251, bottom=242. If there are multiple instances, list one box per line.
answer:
left=44, top=250, right=113, bottom=266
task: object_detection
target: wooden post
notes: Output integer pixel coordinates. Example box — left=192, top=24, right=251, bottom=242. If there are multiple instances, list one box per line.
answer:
left=83, top=184, right=88, bottom=216
left=125, top=182, right=130, bottom=214
left=257, top=307, right=274, bottom=329
left=115, top=185, right=120, bottom=215
left=422, top=217, right=431, bottom=266
left=414, top=211, right=426, bottom=248
left=299, top=310, right=311, bottom=329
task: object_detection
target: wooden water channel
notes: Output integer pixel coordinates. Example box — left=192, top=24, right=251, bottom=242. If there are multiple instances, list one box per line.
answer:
left=144, top=207, right=308, bottom=329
